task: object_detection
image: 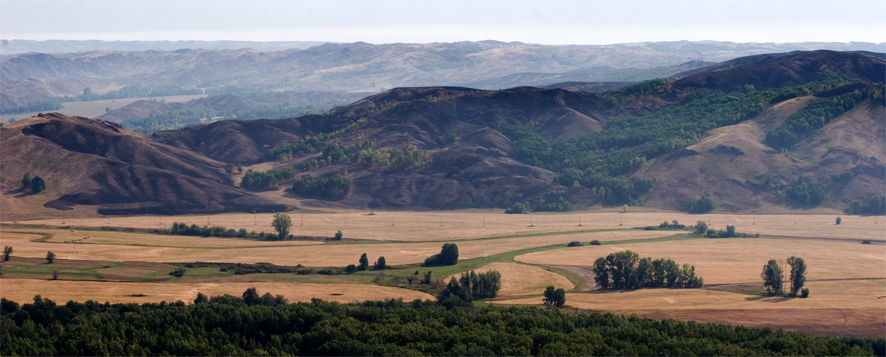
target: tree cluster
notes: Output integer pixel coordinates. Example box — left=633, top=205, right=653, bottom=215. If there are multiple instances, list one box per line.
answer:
left=2, top=293, right=882, bottom=356
left=761, top=256, right=808, bottom=297
left=438, top=269, right=502, bottom=307
left=167, top=222, right=279, bottom=240
left=423, top=243, right=459, bottom=266
left=20, top=173, right=45, bottom=193
left=240, top=168, right=295, bottom=191
left=844, top=193, right=886, bottom=215
left=542, top=286, right=566, bottom=308
left=593, top=250, right=703, bottom=289
left=689, top=195, right=715, bottom=213
left=289, top=174, right=352, bottom=200
left=765, top=84, right=884, bottom=149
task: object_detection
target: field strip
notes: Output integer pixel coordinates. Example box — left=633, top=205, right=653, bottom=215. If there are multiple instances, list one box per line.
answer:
left=0, top=278, right=434, bottom=305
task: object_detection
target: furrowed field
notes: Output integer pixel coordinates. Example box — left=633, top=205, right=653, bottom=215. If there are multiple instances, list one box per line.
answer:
left=1, top=210, right=884, bottom=337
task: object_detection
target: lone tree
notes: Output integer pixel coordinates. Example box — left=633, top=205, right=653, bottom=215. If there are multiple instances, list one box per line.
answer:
left=423, top=243, right=459, bottom=266
left=694, top=221, right=708, bottom=235
left=787, top=256, right=807, bottom=297
left=689, top=195, right=715, bottom=214
left=333, top=230, right=343, bottom=240
left=836, top=217, right=842, bottom=225
left=761, top=259, right=783, bottom=296
left=45, top=251, right=56, bottom=264
left=358, top=253, right=369, bottom=271
left=543, top=286, right=566, bottom=308
left=271, top=213, right=292, bottom=240
left=21, top=173, right=31, bottom=189
left=194, top=292, right=208, bottom=304
left=3, top=246, right=11, bottom=261
left=374, top=256, right=386, bottom=270
left=30, top=176, right=46, bottom=193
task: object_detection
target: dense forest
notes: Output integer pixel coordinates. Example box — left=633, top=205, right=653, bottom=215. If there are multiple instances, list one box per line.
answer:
left=1, top=294, right=882, bottom=356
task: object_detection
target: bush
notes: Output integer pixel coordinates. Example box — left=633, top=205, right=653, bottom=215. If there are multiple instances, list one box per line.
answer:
left=45, top=251, right=55, bottom=264
left=51, top=271, right=60, bottom=280
left=567, top=241, right=583, bottom=247
left=345, top=264, right=357, bottom=273
left=800, top=288, right=810, bottom=298
left=862, top=240, right=872, bottom=244
left=169, top=266, right=185, bottom=277
left=330, top=230, right=343, bottom=241
left=694, top=221, right=708, bottom=235
left=836, top=217, right=842, bottom=225
left=590, top=240, right=602, bottom=245
left=373, top=257, right=386, bottom=270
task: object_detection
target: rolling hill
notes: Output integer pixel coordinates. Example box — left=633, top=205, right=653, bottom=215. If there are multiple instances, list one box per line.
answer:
left=1, top=50, right=883, bottom=217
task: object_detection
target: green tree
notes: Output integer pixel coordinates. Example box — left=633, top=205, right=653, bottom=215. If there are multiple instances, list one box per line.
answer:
left=694, top=220, right=708, bottom=235
left=20, top=173, right=31, bottom=189
left=30, top=176, right=46, bottom=193
left=761, top=259, right=783, bottom=296
left=374, top=256, right=386, bottom=270
left=786, top=256, right=807, bottom=297
left=504, top=202, right=527, bottom=214
left=333, top=230, right=343, bottom=240
left=194, top=292, right=208, bottom=304
left=45, top=251, right=55, bottom=264
left=424, top=243, right=459, bottom=266
left=2, top=246, right=11, bottom=261
left=689, top=195, right=715, bottom=213
left=542, top=286, right=566, bottom=308
left=242, top=287, right=260, bottom=305
left=358, top=253, right=369, bottom=271
left=271, top=213, right=292, bottom=240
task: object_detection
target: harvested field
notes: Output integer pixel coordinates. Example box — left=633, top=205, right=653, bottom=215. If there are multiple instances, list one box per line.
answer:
left=0, top=278, right=434, bottom=305
left=448, top=262, right=574, bottom=297
left=496, top=280, right=886, bottom=337
left=5, top=228, right=323, bottom=248
left=0, top=228, right=675, bottom=266
left=12, top=211, right=883, bottom=242
left=515, top=238, right=886, bottom=284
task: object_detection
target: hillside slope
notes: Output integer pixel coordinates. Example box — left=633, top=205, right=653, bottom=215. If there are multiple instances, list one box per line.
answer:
left=0, top=113, right=286, bottom=219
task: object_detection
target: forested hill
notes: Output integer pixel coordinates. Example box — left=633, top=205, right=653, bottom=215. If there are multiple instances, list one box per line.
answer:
left=1, top=295, right=883, bottom=356
left=1, top=50, right=883, bottom=215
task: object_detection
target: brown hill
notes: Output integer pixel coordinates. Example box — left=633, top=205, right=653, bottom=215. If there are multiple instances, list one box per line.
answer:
left=0, top=113, right=286, bottom=219
left=634, top=97, right=885, bottom=212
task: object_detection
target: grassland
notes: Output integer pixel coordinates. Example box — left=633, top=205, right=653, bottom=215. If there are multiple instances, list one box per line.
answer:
left=13, top=211, right=883, bottom=242
left=448, top=262, right=574, bottom=297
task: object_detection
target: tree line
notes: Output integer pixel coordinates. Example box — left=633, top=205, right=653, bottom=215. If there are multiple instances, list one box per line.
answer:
left=240, top=168, right=295, bottom=191
left=437, top=270, right=502, bottom=308
left=593, top=250, right=704, bottom=289
left=2, top=292, right=882, bottom=356
left=289, top=173, right=352, bottom=201
left=844, top=193, right=886, bottom=215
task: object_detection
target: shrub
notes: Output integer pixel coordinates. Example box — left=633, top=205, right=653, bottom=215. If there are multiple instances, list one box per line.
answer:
left=862, top=240, right=872, bottom=244
left=169, top=266, right=185, bottom=277
left=330, top=230, right=343, bottom=241
left=345, top=264, right=357, bottom=273
left=373, top=256, right=386, bottom=270
left=694, top=221, right=708, bottom=235
left=567, top=241, right=583, bottom=247
left=800, top=288, right=810, bottom=298
left=45, top=251, right=55, bottom=264
left=51, top=271, right=59, bottom=280
left=836, top=217, right=842, bottom=225
left=423, top=243, right=459, bottom=266
left=589, top=240, right=601, bottom=245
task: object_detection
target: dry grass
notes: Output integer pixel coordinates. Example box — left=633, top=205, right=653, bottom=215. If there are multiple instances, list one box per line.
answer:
left=499, top=280, right=886, bottom=311
left=515, top=238, right=886, bottom=284
left=0, top=228, right=674, bottom=266
left=496, top=280, right=886, bottom=337
left=0, top=278, right=434, bottom=305
left=10, top=211, right=882, bottom=242
left=447, top=262, right=574, bottom=297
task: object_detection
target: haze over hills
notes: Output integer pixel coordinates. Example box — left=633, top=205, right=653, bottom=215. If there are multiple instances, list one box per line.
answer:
left=2, top=41, right=884, bottom=130
left=1, top=49, right=883, bottom=218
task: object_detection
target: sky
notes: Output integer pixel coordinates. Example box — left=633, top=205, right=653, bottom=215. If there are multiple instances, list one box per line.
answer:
left=0, top=0, right=884, bottom=45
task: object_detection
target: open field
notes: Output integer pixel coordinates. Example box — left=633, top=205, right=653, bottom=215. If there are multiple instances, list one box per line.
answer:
left=447, top=262, right=574, bottom=297
left=497, top=280, right=886, bottom=337
left=0, top=228, right=676, bottom=266
left=515, top=238, right=886, bottom=284
left=0, top=278, right=434, bottom=305
left=9, top=211, right=884, bottom=242
left=0, top=95, right=207, bottom=123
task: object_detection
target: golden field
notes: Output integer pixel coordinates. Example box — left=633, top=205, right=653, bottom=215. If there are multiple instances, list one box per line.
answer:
left=0, top=278, right=434, bottom=305
left=11, top=211, right=884, bottom=242
left=447, top=262, right=574, bottom=297
left=515, top=238, right=886, bottom=284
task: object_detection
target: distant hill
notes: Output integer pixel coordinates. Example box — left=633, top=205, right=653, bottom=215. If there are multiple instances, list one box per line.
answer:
left=1, top=50, right=883, bottom=216
left=0, top=40, right=328, bottom=55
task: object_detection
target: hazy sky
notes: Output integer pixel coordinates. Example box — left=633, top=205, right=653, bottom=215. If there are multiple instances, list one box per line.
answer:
left=1, top=0, right=883, bottom=45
